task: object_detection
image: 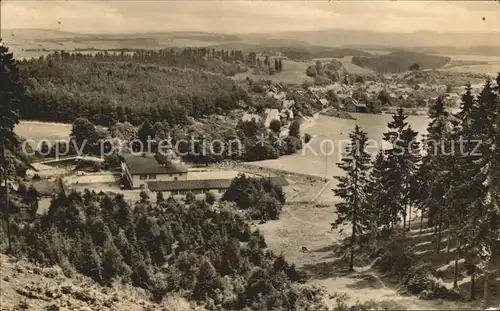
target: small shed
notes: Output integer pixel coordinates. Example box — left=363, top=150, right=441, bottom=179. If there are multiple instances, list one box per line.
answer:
left=345, top=99, right=368, bottom=113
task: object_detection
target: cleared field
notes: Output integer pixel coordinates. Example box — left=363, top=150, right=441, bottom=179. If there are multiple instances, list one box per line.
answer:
left=439, top=64, right=500, bottom=76
left=233, top=59, right=313, bottom=84
left=15, top=121, right=72, bottom=146
left=64, top=173, right=117, bottom=185
left=435, top=53, right=500, bottom=76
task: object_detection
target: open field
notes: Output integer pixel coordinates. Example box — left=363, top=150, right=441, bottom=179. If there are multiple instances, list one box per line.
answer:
left=435, top=53, right=500, bottom=76
left=233, top=59, right=313, bottom=84
left=16, top=121, right=72, bottom=146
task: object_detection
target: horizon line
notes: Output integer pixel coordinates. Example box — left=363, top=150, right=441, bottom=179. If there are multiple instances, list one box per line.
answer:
left=2, top=27, right=499, bottom=36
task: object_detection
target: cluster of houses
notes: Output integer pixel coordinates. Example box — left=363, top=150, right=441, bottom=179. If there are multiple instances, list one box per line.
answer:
left=120, top=152, right=289, bottom=199
left=308, top=77, right=474, bottom=112
left=242, top=85, right=337, bottom=127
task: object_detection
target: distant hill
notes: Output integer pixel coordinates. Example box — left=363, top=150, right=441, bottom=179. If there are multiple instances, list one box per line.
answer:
left=343, top=44, right=500, bottom=57
left=241, top=29, right=500, bottom=49
left=1, top=28, right=244, bottom=58
left=352, top=51, right=451, bottom=73
left=3, top=28, right=499, bottom=60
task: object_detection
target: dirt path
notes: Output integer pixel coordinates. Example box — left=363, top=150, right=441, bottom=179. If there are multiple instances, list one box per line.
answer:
left=258, top=204, right=468, bottom=310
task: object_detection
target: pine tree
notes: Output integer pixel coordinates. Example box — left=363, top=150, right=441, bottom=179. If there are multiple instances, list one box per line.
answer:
left=0, top=42, right=23, bottom=146
left=381, top=107, right=420, bottom=230
left=138, top=119, right=155, bottom=149
left=365, top=151, right=390, bottom=233
left=397, top=126, right=421, bottom=230
left=331, top=125, right=372, bottom=271
left=421, top=97, right=453, bottom=250
left=446, top=85, right=481, bottom=289
left=468, top=79, right=500, bottom=307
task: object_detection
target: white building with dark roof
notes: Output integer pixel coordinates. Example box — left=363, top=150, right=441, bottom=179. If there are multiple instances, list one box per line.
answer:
left=120, top=153, right=188, bottom=189
left=264, top=108, right=280, bottom=128
left=145, top=177, right=289, bottom=199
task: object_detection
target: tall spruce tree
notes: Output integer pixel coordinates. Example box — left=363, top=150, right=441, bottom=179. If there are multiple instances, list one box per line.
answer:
left=470, top=79, right=500, bottom=307
left=422, top=97, right=455, bottom=253
left=0, top=42, right=22, bottom=146
left=365, top=150, right=390, bottom=233
left=332, top=125, right=372, bottom=271
left=397, top=125, right=421, bottom=230
left=381, top=107, right=421, bottom=230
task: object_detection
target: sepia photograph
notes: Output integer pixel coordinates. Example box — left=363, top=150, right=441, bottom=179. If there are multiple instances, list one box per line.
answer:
left=0, top=0, right=500, bottom=310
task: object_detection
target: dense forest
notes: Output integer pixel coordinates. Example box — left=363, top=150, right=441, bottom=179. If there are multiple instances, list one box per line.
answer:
left=352, top=51, right=451, bottom=73
left=0, top=178, right=331, bottom=310
left=334, top=74, right=500, bottom=307
left=31, top=48, right=252, bottom=76
left=18, top=55, right=250, bottom=126
left=280, top=47, right=372, bottom=61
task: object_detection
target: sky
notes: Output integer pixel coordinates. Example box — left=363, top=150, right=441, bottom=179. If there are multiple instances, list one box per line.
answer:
left=2, top=0, right=500, bottom=34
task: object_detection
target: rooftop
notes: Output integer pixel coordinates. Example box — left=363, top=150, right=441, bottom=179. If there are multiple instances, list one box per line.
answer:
left=122, top=153, right=187, bottom=175
left=347, top=98, right=367, bottom=108
left=146, top=176, right=289, bottom=192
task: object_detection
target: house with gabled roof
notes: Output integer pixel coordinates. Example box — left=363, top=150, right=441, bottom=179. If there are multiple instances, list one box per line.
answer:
left=345, top=98, right=368, bottom=113
left=120, top=153, right=188, bottom=189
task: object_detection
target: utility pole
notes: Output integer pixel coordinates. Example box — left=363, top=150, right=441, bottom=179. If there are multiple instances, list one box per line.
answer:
left=324, top=144, right=329, bottom=182
left=0, top=140, right=11, bottom=254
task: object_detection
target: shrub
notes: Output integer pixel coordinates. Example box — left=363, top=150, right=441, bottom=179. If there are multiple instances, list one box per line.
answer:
left=304, top=133, right=312, bottom=144
left=205, top=192, right=216, bottom=205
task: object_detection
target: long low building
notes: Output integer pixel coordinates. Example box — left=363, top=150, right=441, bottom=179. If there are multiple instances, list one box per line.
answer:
left=120, top=153, right=188, bottom=189
left=145, top=176, right=289, bottom=199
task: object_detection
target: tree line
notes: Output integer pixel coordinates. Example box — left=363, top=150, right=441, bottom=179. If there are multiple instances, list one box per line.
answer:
left=32, top=48, right=250, bottom=76
left=56, top=114, right=305, bottom=165
left=18, top=57, right=250, bottom=126
left=334, top=73, right=500, bottom=307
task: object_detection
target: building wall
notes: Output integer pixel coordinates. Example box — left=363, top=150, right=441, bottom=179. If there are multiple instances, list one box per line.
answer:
left=153, top=188, right=226, bottom=200
left=346, top=103, right=357, bottom=113
left=128, top=170, right=188, bottom=189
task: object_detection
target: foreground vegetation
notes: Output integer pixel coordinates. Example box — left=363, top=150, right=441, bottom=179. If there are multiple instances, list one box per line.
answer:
left=334, top=73, right=500, bottom=308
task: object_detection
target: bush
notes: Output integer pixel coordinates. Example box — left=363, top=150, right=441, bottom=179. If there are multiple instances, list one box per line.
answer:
left=304, top=133, right=312, bottom=144
left=205, top=192, right=216, bottom=205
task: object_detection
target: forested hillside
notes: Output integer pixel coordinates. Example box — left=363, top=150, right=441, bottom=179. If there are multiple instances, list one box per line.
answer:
left=18, top=54, right=250, bottom=126
left=280, top=47, right=372, bottom=61
left=352, top=51, right=451, bottom=73
left=1, top=183, right=330, bottom=310
left=333, top=74, right=500, bottom=307
left=35, top=48, right=250, bottom=76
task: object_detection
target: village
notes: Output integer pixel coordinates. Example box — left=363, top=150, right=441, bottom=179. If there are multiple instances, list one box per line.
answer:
left=240, top=70, right=479, bottom=131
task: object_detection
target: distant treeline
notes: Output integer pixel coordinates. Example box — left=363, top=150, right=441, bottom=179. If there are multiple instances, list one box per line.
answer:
left=18, top=55, right=250, bottom=126
left=352, top=51, right=451, bottom=73
left=280, top=47, right=372, bottom=61
left=25, top=48, right=256, bottom=76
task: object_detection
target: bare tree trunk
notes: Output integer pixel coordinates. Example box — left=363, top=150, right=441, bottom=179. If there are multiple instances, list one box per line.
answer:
left=350, top=206, right=356, bottom=272
left=453, top=241, right=460, bottom=290
left=446, top=228, right=451, bottom=253
left=483, top=260, right=489, bottom=309
left=403, top=205, right=407, bottom=230
left=436, top=210, right=442, bottom=254
left=470, top=267, right=476, bottom=301
left=408, top=204, right=412, bottom=231
left=2, top=168, right=11, bottom=254
left=420, top=208, right=424, bottom=233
